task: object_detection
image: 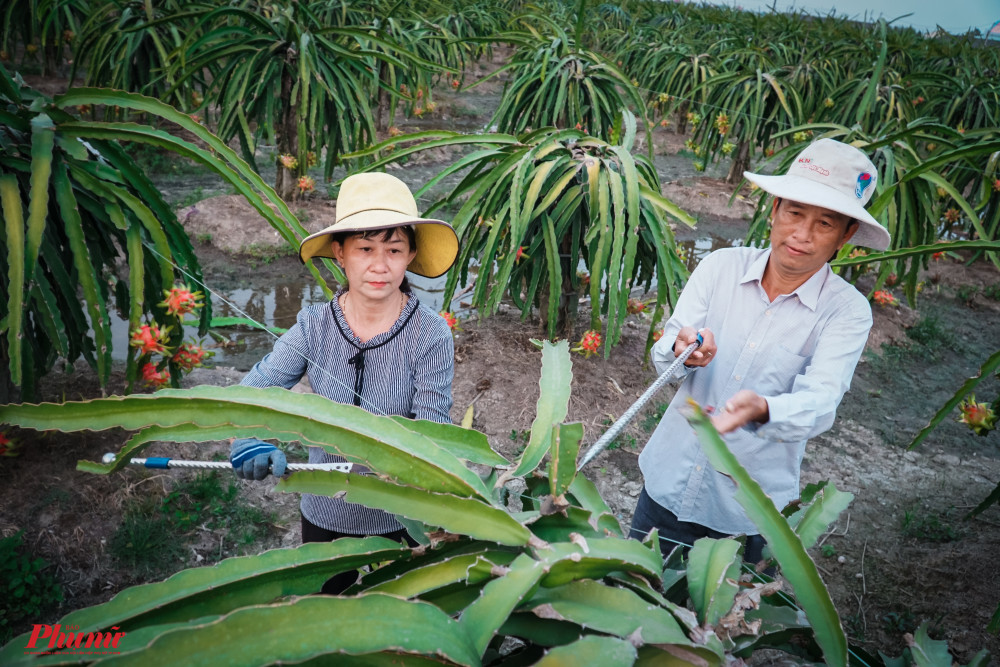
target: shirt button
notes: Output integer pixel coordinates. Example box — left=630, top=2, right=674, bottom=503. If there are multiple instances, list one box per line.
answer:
left=696, top=466, right=702, bottom=471
left=749, top=342, right=756, bottom=349
left=734, top=375, right=742, bottom=381
left=765, top=309, right=772, bottom=316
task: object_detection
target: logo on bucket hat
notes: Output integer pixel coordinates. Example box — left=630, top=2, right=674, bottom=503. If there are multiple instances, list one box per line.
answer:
left=855, top=172, right=873, bottom=199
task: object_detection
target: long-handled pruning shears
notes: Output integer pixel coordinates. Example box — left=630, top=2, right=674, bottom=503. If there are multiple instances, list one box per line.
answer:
left=102, top=452, right=354, bottom=474
left=576, top=333, right=703, bottom=471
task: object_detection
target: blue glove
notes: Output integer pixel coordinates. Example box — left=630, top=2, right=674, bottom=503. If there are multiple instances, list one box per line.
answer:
left=230, top=438, right=287, bottom=480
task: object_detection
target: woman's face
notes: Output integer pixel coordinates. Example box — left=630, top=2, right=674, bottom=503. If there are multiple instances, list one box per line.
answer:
left=331, top=228, right=416, bottom=303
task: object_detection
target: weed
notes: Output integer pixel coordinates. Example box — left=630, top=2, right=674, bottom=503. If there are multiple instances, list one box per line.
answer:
left=640, top=402, right=669, bottom=432
left=109, top=499, right=186, bottom=576
left=881, top=610, right=917, bottom=635
left=451, top=103, right=482, bottom=118
left=125, top=142, right=204, bottom=175
left=901, top=507, right=962, bottom=542
left=983, top=284, right=1000, bottom=300
left=0, top=531, right=63, bottom=645
left=111, top=472, right=280, bottom=575
left=173, top=187, right=206, bottom=210
left=243, top=242, right=296, bottom=265
left=195, top=232, right=213, bottom=244
left=955, top=284, right=979, bottom=305
left=843, top=611, right=865, bottom=640
left=820, top=544, right=837, bottom=558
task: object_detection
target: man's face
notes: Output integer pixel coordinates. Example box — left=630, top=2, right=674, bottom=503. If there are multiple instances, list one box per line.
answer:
left=769, top=198, right=857, bottom=278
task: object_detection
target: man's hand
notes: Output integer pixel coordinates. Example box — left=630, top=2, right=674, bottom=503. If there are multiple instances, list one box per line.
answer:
left=675, top=326, right=717, bottom=367
left=711, top=390, right=769, bottom=434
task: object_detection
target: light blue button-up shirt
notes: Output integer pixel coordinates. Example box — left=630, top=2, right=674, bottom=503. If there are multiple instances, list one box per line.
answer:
left=639, top=247, right=872, bottom=534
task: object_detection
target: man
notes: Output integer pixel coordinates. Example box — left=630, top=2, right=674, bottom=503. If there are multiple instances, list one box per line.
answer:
left=631, top=138, right=891, bottom=562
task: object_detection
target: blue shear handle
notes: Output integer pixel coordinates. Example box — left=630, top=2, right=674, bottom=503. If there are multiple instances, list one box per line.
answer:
left=695, top=332, right=704, bottom=348
left=144, top=457, right=172, bottom=469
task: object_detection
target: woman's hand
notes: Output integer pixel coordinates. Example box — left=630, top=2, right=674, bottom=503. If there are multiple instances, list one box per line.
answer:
left=675, top=326, right=717, bottom=367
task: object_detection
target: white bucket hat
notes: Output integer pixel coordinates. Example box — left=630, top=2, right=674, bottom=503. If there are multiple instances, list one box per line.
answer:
left=744, top=138, right=891, bottom=251
left=298, top=172, right=459, bottom=278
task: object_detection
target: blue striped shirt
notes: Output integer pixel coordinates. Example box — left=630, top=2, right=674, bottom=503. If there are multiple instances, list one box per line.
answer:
left=640, top=247, right=872, bottom=534
left=240, top=290, right=454, bottom=534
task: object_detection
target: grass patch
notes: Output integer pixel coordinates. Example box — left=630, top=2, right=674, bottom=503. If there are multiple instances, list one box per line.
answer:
left=125, top=142, right=206, bottom=175
left=905, top=314, right=945, bottom=358
left=243, top=242, right=297, bottom=266
left=901, top=506, right=962, bottom=543
left=110, top=472, right=280, bottom=576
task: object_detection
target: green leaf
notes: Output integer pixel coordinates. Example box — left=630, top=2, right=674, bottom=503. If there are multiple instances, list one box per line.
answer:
left=527, top=579, right=690, bottom=645
left=907, top=622, right=952, bottom=667
left=787, top=483, right=853, bottom=550
left=0, top=174, right=25, bottom=386
left=25, top=113, right=54, bottom=286
left=459, top=552, right=546, bottom=656
left=687, top=538, right=741, bottom=627
left=535, top=635, right=637, bottom=665
left=684, top=401, right=846, bottom=666
left=97, top=594, right=480, bottom=667
left=277, top=470, right=533, bottom=547
left=514, top=340, right=573, bottom=477
left=548, top=423, right=583, bottom=500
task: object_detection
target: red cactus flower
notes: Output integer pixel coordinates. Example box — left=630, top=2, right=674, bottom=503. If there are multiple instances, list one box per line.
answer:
left=575, top=122, right=583, bottom=131
left=714, top=112, right=729, bottom=135
left=957, top=395, right=996, bottom=436
left=515, top=246, right=528, bottom=262
left=130, top=324, right=171, bottom=355
left=932, top=251, right=946, bottom=261
left=572, top=330, right=602, bottom=358
left=578, top=271, right=590, bottom=288
left=306, top=151, right=318, bottom=168
left=885, top=273, right=898, bottom=287
left=0, top=431, right=20, bottom=457
left=765, top=147, right=775, bottom=157
left=439, top=311, right=461, bottom=335
left=279, top=154, right=298, bottom=169
left=297, top=176, right=316, bottom=193
left=993, top=178, right=1000, bottom=193
left=651, top=329, right=664, bottom=342
left=141, top=362, right=170, bottom=389
left=172, top=342, right=213, bottom=372
left=160, top=284, right=204, bottom=317
left=943, top=208, right=961, bottom=223
left=872, top=290, right=898, bottom=307
left=451, top=79, right=460, bottom=89
left=627, top=298, right=646, bottom=314
left=416, top=89, right=423, bottom=99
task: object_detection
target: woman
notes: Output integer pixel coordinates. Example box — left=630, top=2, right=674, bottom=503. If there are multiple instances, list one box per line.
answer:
left=229, top=172, right=459, bottom=593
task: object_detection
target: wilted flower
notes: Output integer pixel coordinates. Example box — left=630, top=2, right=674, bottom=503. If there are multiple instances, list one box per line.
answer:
left=413, top=106, right=424, bottom=116
left=26, top=44, right=38, bottom=54
left=451, top=79, right=460, bottom=89
left=62, top=29, right=75, bottom=43
left=651, top=329, right=664, bottom=343
left=914, top=96, right=925, bottom=105
left=872, top=290, right=898, bottom=307
left=935, top=186, right=948, bottom=199
left=793, top=131, right=809, bottom=142
left=426, top=101, right=437, bottom=112
left=627, top=298, right=646, bottom=314
left=76, top=104, right=91, bottom=115
left=932, top=251, right=946, bottom=261
left=957, top=395, right=996, bottom=436
left=306, top=151, right=317, bottom=168
left=141, top=362, right=170, bottom=389
left=577, top=271, right=590, bottom=287
left=686, top=112, right=701, bottom=127
left=885, top=273, right=898, bottom=287
left=172, top=342, right=213, bottom=372
left=572, top=330, right=602, bottom=358
left=714, top=113, right=729, bottom=135
left=297, top=176, right=316, bottom=193
left=190, top=91, right=204, bottom=107
left=693, top=161, right=705, bottom=172
left=388, top=126, right=402, bottom=137
left=130, top=324, right=171, bottom=355
left=721, top=142, right=735, bottom=156
left=943, top=208, right=961, bottom=223
left=160, top=284, right=204, bottom=316
left=657, top=92, right=670, bottom=104
left=823, top=97, right=834, bottom=108
left=765, top=147, right=775, bottom=157
left=659, top=118, right=669, bottom=127
left=0, top=51, right=9, bottom=61
left=415, top=89, right=423, bottom=99
left=993, top=178, right=1000, bottom=193
left=279, top=154, right=298, bottom=169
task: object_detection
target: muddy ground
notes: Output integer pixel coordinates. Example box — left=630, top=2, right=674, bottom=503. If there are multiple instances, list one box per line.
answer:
left=4, top=54, right=1000, bottom=663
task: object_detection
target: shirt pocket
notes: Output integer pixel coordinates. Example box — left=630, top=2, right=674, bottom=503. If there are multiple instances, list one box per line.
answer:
left=755, top=346, right=808, bottom=395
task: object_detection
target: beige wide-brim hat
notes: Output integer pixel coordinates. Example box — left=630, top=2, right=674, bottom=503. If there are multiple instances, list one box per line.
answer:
left=743, top=138, right=891, bottom=251
left=298, top=172, right=459, bottom=278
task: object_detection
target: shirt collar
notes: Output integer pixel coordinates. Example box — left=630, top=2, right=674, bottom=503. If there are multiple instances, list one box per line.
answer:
left=738, top=248, right=828, bottom=311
